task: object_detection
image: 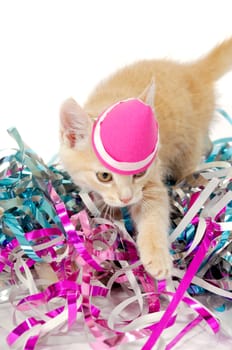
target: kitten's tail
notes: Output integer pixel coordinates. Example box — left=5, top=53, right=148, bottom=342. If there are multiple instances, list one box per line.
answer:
left=193, top=37, right=232, bottom=83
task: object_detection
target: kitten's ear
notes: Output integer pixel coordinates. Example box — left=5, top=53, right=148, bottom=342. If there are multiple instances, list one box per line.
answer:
left=139, top=79, right=156, bottom=110
left=60, top=98, right=92, bottom=149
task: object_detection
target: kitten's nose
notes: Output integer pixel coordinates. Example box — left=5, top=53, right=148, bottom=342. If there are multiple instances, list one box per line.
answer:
left=120, top=196, right=132, bottom=204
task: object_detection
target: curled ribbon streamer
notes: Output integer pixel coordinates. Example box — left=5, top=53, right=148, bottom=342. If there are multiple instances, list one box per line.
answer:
left=173, top=268, right=232, bottom=299
left=165, top=315, right=202, bottom=350
left=169, top=177, right=220, bottom=243
left=142, top=224, right=212, bottom=349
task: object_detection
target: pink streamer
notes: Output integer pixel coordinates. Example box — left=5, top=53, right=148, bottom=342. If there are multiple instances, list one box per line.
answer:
left=142, top=223, right=214, bottom=349
left=165, top=315, right=203, bottom=350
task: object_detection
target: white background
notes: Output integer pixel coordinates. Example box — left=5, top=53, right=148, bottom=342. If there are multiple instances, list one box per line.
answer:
left=0, top=0, right=232, bottom=161
left=1, top=1, right=232, bottom=349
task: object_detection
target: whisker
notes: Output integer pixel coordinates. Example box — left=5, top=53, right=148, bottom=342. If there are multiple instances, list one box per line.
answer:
left=104, top=204, right=111, bottom=219
left=101, top=203, right=108, bottom=218
left=94, top=197, right=105, bottom=209
left=109, top=206, right=115, bottom=221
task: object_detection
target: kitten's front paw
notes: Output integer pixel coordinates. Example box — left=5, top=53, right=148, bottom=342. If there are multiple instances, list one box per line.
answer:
left=139, top=244, right=172, bottom=280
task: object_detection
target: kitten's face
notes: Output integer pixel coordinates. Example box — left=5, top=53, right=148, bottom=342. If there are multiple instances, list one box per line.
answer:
left=59, top=98, right=155, bottom=208
left=60, top=143, right=154, bottom=208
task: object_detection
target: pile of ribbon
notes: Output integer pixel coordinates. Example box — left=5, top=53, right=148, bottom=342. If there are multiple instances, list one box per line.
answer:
left=0, top=110, right=231, bottom=349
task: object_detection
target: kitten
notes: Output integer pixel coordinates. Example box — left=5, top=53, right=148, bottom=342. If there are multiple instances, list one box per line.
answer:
left=59, top=38, right=232, bottom=280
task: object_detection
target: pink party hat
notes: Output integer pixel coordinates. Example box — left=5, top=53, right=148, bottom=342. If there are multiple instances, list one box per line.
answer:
left=92, top=98, right=159, bottom=175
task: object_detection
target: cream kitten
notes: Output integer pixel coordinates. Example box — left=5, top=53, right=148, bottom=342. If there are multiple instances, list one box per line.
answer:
left=59, top=38, right=232, bottom=280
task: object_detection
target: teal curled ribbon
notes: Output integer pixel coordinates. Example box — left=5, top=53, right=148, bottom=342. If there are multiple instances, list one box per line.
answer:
left=0, top=127, right=83, bottom=264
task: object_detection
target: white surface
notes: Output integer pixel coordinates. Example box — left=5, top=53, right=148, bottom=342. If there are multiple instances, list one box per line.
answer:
left=0, top=1, right=232, bottom=349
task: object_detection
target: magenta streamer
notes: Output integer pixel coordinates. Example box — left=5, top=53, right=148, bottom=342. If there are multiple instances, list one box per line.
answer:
left=142, top=224, right=213, bottom=349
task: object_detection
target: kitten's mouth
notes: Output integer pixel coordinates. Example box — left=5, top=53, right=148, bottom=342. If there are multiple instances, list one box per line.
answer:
left=91, top=193, right=133, bottom=209
left=105, top=201, right=130, bottom=208
left=92, top=191, right=142, bottom=209
left=104, top=197, right=140, bottom=208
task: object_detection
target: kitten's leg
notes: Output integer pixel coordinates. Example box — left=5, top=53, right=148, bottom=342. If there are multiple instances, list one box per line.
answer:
left=130, top=179, right=172, bottom=280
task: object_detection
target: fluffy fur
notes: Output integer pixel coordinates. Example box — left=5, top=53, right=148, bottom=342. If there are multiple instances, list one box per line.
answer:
left=59, top=38, right=232, bottom=279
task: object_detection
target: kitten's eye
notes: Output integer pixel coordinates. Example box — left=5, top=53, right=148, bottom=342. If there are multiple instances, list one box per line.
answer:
left=133, top=171, right=146, bottom=179
left=96, top=172, right=113, bottom=183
